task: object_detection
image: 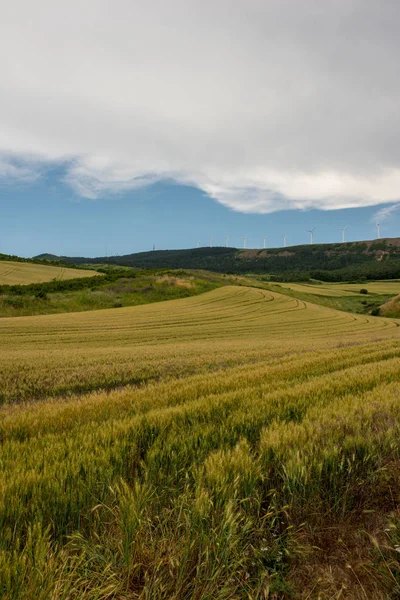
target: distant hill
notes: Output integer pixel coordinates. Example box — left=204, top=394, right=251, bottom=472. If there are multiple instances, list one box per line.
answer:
left=35, top=238, right=400, bottom=282
left=33, top=253, right=61, bottom=262
left=1, top=252, right=81, bottom=268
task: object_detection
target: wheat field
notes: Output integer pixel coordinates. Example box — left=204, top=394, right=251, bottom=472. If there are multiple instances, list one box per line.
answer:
left=1, top=286, right=400, bottom=599
left=0, top=260, right=99, bottom=285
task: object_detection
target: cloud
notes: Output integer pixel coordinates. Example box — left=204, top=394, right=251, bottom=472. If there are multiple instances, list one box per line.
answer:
left=1, top=0, right=400, bottom=213
left=0, top=156, right=41, bottom=183
left=64, top=158, right=164, bottom=199
left=373, top=202, right=400, bottom=223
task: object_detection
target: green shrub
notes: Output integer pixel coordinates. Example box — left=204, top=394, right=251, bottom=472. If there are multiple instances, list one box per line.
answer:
left=3, top=297, right=24, bottom=309
left=35, top=288, right=48, bottom=300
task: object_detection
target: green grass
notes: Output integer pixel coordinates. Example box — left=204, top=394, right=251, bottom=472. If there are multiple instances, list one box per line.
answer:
left=267, top=279, right=400, bottom=296
left=0, top=286, right=400, bottom=598
left=254, top=278, right=400, bottom=316
left=0, top=270, right=227, bottom=318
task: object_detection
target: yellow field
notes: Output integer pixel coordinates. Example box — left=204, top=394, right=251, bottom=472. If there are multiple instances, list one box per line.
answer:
left=0, top=260, right=99, bottom=285
left=1, top=286, right=400, bottom=598
left=1, top=285, right=398, bottom=404
left=271, top=279, right=400, bottom=296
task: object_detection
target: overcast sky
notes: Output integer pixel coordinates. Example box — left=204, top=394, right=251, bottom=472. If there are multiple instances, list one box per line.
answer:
left=1, top=0, right=400, bottom=254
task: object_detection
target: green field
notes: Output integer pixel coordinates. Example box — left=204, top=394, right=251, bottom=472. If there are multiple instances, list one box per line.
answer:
left=270, top=280, right=400, bottom=297
left=0, top=269, right=225, bottom=318
left=1, top=286, right=400, bottom=598
left=0, top=260, right=99, bottom=285
left=259, top=278, right=400, bottom=317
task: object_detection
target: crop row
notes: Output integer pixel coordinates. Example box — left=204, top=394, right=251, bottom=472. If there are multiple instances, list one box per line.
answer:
left=0, top=286, right=398, bottom=404
left=0, top=286, right=399, bottom=598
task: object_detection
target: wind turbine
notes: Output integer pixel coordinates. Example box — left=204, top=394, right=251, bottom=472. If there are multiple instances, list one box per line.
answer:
left=209, top=236, right=213, bottom=248
left=225, top=235, right=229, bottom=248
left=243, top=236, right=247, bottom=249
left=283, top=233, right=287, bottom=248
left=307, top=227, right=316, bottom=245
left=341, top=226, right=347, bottom=243
left=376, top=222, right=381, bottom=239
left=263, top=236, right=267, bottom=249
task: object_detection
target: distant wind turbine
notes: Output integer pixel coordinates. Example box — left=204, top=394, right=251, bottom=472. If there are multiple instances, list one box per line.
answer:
left=225, top=235, right=229, bottom=248
left=209, top=236, right=213, bottom=248
left=283, top=233, right=287, bottom=248
left=263, top=236, right=267, bottom=249
left=243, top=236, right=247, bottom=249
left=307, top=227, right=316, bottom=245
left=341, top=226, right=347, bottom=243
left=376, top=222, right=381, bottom=239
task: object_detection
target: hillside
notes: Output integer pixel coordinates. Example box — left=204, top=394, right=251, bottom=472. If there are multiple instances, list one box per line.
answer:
left=0, top=259, right=99, bottom=285
left=36, top=237, right=400, bottom=281
left=379, top=293, right=400, bottom=318
left=0, top=267, right=226, bottom=318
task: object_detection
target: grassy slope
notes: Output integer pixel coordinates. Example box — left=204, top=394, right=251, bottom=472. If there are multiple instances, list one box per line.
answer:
left=0, top=269, right=228, bottom=318
left=1, top=287, right=400, bottom=598
left=0, top=257, right=397, bottom=319
left=1, top=260, right=398, bottom=319
left=380, top=293, right=400, bottom=318
left=0, top=260, right=99, bottom=285
left=247, top=277, right=400, bottom=316
left=267, top=280, right=400, bottom=296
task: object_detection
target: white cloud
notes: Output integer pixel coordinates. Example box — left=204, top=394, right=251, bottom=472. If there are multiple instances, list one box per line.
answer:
left=1, top=0, right=400, bottom=213
left=64, top=158, right=165, bottom=199
left=0, top=156, right=41, bottom=183
left=373, top=202, right=400, bottom=223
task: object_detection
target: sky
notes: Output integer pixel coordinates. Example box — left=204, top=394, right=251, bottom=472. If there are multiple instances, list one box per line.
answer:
left=1, top=0, right=400, bottom=257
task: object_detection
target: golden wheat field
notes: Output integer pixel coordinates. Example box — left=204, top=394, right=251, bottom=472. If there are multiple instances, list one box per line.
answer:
left=1, top=285, right=400, bottom=599
left=0, top=260, right=99, bottom=285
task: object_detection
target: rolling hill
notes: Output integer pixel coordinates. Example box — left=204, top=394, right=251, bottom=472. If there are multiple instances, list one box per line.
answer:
left=36, top=237, right=400, bottom=281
